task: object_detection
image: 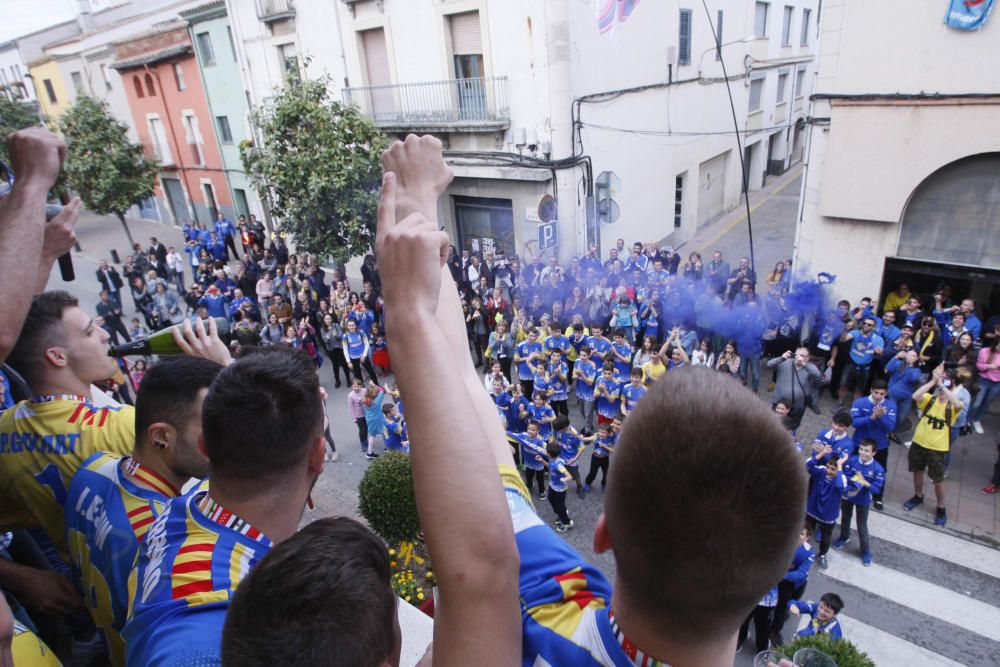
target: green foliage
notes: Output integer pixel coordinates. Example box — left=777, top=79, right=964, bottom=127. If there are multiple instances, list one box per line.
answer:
left=779, top=633, right=876, bottom=667
left=242, top=74, right=387, bottom=265
left=59, top=96, right=159, bottom=245
left=358, top=452, right=422, bottom=543
left=0, top=97, right=42, bottom=164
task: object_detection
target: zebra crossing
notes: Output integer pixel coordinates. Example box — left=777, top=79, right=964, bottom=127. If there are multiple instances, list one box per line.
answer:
left=736, top=511, right=1000, bottom=666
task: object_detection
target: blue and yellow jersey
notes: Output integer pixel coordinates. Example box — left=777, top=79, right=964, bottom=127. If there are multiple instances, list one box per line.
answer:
left=500, top=467, right=640, bottom=666
left=122, top=491, right=272, bottom=667
left=12, top=620, right=62, bottom=666
left=0, top=396, right=133, bottom=561
left=65, top=453, right=180, bottom=666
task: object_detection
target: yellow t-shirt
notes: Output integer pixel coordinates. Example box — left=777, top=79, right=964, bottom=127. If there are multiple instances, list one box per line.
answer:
left=0, top=397, right=134, bottom=561
left=641, top=360, right=666, bottom=384
left=912, top=393, right=958, bottom=452
left=12, top=621, right=62, bottom=666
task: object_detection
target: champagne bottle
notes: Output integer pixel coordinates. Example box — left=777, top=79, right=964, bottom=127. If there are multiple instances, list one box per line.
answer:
left=107, top=317, right=230, bottom=357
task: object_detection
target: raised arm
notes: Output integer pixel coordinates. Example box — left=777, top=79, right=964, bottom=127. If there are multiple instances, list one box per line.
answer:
left=379, top=135, right=519, bottom=665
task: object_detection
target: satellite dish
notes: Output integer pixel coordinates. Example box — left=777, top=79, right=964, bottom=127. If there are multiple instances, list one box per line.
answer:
left=538, top=194, right=557, bottom=223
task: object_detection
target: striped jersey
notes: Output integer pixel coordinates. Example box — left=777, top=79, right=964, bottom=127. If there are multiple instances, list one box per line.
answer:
left=122, top=490, right=272, bottom=666
left=65, top=453, right=181, bottom=666
left=0, top=396, right=133, bottom=561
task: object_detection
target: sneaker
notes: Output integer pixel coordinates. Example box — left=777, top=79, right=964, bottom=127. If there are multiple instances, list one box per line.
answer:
left=902, top=495, right=923, bottom=511
left=324, top=453, right=331, bottom=462
left=601, top=483, right=607, bottom=492
left=903, top=440, right=913, bottom=449
left=862, top=552, right=872, bottom=567
left=808, top=401, right=821, bottom=415
left=330, top=451, right=339, bottom=462
left=563, top=519, right=574, bottom=530
left=935, top=507, right=947, bottom=527
left=576, top=487, right=587, bottom=498
left=583, top=483, right=592, bottom=492
left=539, top=491, right=547, bottom=501
left=973, top=420, right=984, bottom=435
left=832, top=537, right=849, bottom=550
left=365, top=452, right=379, bottom=460
left=983, top=484, right=998, bottom=495
left=818, top=554, right=828, bottom=570
left=873, top=499, right=884, bottom=511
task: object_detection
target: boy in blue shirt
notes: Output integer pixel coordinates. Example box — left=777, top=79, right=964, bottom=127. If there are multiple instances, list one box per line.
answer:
left=572, top=347, right=598, bottom=434
left=586, top=324, right=612, bottom=366
left=850, top=378, right=896, bottom=510
left=542, top=442, right=574, bottom=532
left=515, top=329, right=543, bottom=397
left=543, top=326, right=572, bottom=360
left=806, top=449, right=848, bottom=569
left=584, top=421, right=617, bottom=491
left=547, top=348, right=570, bottom=416
left=812, top=410, right=854, bottom=461
left=553, top=414, right=594, bottom=498
left=594, top=363, right=621, bottom=426
left=620, top=367, right=647, bottom=416
left=525, top=392, right=557, bottom=441
left=610, top=329, right=633, bottom=379
left=837, top=317, right=884, bottom=408
left=382, top=403, right=409, bottom=453
left=508, top=420, right=549, bottom=499
left=770, top=523, right=816, bottom=646
left=789, top=593, right=845, bottom=641
left=833, top=439, right=885, bottom=566
left=528, top=356, right=554, bottom=399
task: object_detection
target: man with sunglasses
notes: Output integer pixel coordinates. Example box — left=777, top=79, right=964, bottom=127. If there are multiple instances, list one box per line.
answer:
left=836, top=317, right=884, bottom=411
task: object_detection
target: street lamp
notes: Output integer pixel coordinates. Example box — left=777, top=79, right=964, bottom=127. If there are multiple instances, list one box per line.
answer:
left=697, top=35, right=756, bottom=76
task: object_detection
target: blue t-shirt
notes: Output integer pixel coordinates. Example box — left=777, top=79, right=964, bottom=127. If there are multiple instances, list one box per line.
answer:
left=587, top=336, right=612, bottom=364
left=595, top=378, right=621, bottom=419
left=791, top=600, right=844, bottom=640
left=593, top=433, right=616, bottom=458
left=841, top=456, right=885, bottom=507
left=610, top=341, right=633, bottom=378
left=573, top=359, right=598, bottom=401
left=122, top=491, right=273, bottom=667
left=814, top=428, right=854, bottom=460
left=384, top=416, right=408, bottom=452
left=850, top=396, right=897, bottom=451
left=805, top=458, right=847, bottom=523
left=527, top=403, right=556, bottom=439
left=543, top=335, right=572, bottom=359
left=621, top=383, right=646, bottom=413
left=343, top=331, right=369, bottom=360
left=548, top=457, right=571, bottom=493
left=554, top=428, right=584, bottom=465
left=548, top=360, right=570, bottom=401
left=532, top=372, right=553, bottom=399
left=848, top=330, right=884, bottom=366
left=508, top=432, right=549, bottom=471
left=516, top=341, right=544, bottom=379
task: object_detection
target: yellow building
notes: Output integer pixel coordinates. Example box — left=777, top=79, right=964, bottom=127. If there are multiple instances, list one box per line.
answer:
left=28, top=57, right=71, bottom=127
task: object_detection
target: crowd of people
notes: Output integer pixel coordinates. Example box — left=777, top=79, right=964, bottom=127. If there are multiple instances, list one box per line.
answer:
left=0, top=129, right=996, bottom=666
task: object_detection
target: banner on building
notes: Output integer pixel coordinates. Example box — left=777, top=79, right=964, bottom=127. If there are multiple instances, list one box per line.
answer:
left=586, top=0, right=642, bottom=40
left=944, top=0, right=995, bottom=30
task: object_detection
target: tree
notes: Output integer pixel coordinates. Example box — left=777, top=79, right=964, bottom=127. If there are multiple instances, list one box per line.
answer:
left=0, top=96, right=43, bottom=165
left=60, top=96, right=158, bottom=247
left=242, top=74, right=387, bottom=265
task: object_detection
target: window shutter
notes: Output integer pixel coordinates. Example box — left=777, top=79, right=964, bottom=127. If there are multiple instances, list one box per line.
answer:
left=679, top=10, right=692, bottom=65
left=449, top=12, right=482, bottom=55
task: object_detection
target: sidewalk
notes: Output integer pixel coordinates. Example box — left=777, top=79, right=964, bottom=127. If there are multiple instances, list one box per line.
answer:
left=71, top=212, right=187, bottom=268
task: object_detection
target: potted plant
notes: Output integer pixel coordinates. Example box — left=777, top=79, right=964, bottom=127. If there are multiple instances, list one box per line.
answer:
left=358, top=452, right=436, bottom=615
left=778, top=633, right=876, bottom=666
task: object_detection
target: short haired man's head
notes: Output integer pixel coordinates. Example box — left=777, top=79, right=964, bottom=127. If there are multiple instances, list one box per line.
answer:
left=201, top=349, right=324, bottom=487
left=134, top=357, right=224, bottom=480
left=601, top=367, right=806, bottom=643
left=8, top=291, right=118, bottom=389
left=222, top=517, right=399, bottom=667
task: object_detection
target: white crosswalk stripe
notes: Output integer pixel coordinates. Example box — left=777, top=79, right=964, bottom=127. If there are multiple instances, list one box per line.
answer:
left=866, top=510, right=1000, bottom=578
left=796, top=614, right=966, bottom=667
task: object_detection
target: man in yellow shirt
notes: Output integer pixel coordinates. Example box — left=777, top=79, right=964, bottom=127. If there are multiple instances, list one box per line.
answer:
left=882, top=282, right=911, bottom=315
left=903, top=365, right=962, bottom=526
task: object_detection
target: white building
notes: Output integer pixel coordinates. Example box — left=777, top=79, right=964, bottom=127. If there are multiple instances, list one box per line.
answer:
left=793, top=0, right=1000, bottom=310
left=0, top=41, right=35, bottom=103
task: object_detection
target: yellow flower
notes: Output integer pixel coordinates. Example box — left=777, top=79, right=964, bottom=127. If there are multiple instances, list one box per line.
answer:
left=426, top=571, right=434, bottom=578
left=405, top=596, right=411, bottom=602
left=417, top=593, right=425, bottom=600
left=389, top=548, right=396, bottom=556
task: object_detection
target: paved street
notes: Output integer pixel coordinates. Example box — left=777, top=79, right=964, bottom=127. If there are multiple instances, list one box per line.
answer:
left=48, top=186, right=1000, bottom=665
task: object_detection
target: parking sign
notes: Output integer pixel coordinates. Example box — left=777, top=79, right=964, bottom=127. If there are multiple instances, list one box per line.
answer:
left=538, top=221, right=558, bottom=250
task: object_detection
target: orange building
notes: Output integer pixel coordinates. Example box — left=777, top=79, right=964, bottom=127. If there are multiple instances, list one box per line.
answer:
left=112, top=21, right=232, bottom=227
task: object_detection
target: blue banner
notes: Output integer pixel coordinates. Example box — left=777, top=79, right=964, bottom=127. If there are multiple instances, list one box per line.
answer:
left=945, top=0, right=995, bottom=30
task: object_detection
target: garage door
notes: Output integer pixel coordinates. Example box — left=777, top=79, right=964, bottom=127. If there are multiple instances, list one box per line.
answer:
left=697, top=151, right=728, bottom=227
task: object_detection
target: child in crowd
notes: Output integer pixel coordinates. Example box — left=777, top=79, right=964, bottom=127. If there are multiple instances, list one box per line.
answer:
left=128, top=317, right=150, bottom=341
left=524, top=392, right=557, bottom=441
left=362, top=383, right=386, bottom=460
left=542, top=441, right=574, bottom=532
left=483, top=360, right=510, bottom=396
left=620, top=367, right=647, bottom=417
left=773, top=399, right=803, bottom=452
left=514, top=329, right=543, bottom=396
left=806, top=449, right=848, bottom=569
left=770, top=523, right=816, bottom=646
left=553, top=414, right=594, bottom=498
left=789, top=593, right=845, bottom=640
left=737, top=585, right=779, bottom=654
left=834, top=438, right=885, bottom=566
left=547, top=348, right=570, bottom=416
left=813, top=410, right=855, bottom=461
left=528, top=356, right=553, bottom=400
left=586, top=324, right=611, bottom=367
left=584, top=421, right=617, bottom=491
left=594, top=363, right=621, bottom=426
left=370, top=323, right=391, bottom=376
left=610, top=329, right=633, bottom=379
left=572, top=347, right=598, bottom=434
left=508, top=420, right=550, bottom=499
left=382, top=402, right=409, bottom=453
left=347, top=379, right=368, bottom=450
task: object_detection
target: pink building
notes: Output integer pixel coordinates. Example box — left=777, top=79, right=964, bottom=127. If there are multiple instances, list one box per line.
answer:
left=113, top=22, right=232, bottom=227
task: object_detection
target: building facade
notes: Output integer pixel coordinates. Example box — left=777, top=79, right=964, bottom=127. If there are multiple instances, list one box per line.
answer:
left=0, top=41, right=35, bottom=103
left=793, top=0, right=1000, bottom=310
left=113, top=22, right=234, bottom=226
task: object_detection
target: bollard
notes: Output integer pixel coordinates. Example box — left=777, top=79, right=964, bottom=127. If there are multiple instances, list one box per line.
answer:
left=110, top=249, right=121, bottom=264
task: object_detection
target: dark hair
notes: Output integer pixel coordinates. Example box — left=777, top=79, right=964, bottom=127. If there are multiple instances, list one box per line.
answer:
left=630, top=368, right=643, bottom=378
left=832, top=410, right=853, bottom=427
left=605, top=367, right=806, bottom=642
left=820, top=592, right=844, bottom=615
left=859, top=438, right=877, bottom=451
left=527, top=419, right=541, bottom=430
left=774, top=399, right=792, bottom=411
left=7, top=291, right=79, bottom=386
left=553, top=414, right=570, bottom=432
left=870, top=378, right=888, bottom=391
left=545, top=442, right=562, bottom=458
left=222, top=517, right=395, bottom=667
left=134, top=357, right=224, bottom=451
left=202, top=348, right=323, bottom=483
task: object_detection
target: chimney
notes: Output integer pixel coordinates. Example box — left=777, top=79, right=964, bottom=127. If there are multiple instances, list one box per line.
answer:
left=76, top=0, right=93, bottom=32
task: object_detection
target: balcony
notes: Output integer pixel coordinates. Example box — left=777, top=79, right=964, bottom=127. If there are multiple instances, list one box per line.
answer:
left=342, top=76, right=510, bottom=133
left=257, top=0, right=294, bottom=22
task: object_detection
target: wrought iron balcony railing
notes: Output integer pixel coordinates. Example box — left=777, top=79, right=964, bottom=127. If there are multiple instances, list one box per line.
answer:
left=257, top=0, right=294, bottom=22
left=343, top=76, right=510, bottom=131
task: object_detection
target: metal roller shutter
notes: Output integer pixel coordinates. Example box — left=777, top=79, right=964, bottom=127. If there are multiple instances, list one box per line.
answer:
left=449, top=12, right=482, bottom=55
left=697, top=151, right=728, bottom=227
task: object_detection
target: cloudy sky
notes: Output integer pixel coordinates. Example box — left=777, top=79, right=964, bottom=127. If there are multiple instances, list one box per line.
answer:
left=1, top=0, right=77, bottom=44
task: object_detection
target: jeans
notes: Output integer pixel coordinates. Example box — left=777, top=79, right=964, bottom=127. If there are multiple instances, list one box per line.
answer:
left=806, top=516, right=835, bottom=556
left=741, top=352, right=762, bottom=391
left=838, top=501, right=871, bottom=555
left=892, top=392, right=914, bottom=432
left=972, top=377, right=1000, bottom=422
left=578, top=397, right=595, bottom=431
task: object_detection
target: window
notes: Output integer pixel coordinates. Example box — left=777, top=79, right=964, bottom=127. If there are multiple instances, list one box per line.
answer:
left=196, top=32, right=216, bottom=66
left=70, top=71, right=84, bottom=93
left=100, top=64, right=111, bottom=91
left=147, top=116, right=172, bottom=164
left=748, top=76, right=764, bottom=112
left=278, top=42, right=298, bottom=76
left=795, top=66, right=807, bottom=96
left=227, top=26, right=238, bottom=61
left=674, top=175, right=684, bottom=228
left=234, top=188, right=250, bottom=218
left=173, top=63, right=186, bottom=91
left=133, top=75, right=144, bottom=98
left=216, top=115, right=233, bottom=143
left=448, top=12, right=486, bottom=119
left=203, top=182, right=219, bottom=221
left=801, top=8, right=811, bottom=45
left=754, top=2, right=768, bottom=38
left=144, top=73, right=156, bottom=97
left=678, top=9, right=692, bottom=65
left=781, top=6, right=793, bottom=45
left=715, top=10, right=724, bottom=60
left=776, top=71, right=788, bottom=102
left=43, top=79, right=57, bottom=104
left=182, top=112, right=204, bottom=165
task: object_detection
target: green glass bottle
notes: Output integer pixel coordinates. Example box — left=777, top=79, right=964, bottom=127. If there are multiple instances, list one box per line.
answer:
left=107, top=317, right=230, bottom=357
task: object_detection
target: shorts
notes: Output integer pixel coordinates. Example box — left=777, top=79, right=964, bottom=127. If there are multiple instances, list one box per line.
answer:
left=908, top=442, right=947, bottom=483
left=841, top=363, right=872, bottom=394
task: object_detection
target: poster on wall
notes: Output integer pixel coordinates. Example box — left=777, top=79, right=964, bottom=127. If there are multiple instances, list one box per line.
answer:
left=945, top=0, right=995, bottom=30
